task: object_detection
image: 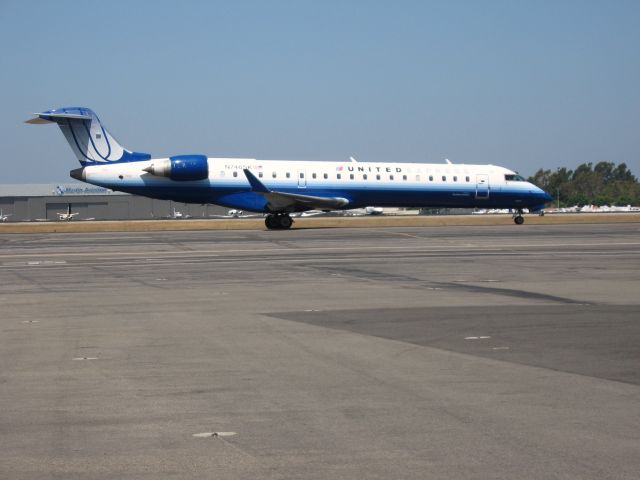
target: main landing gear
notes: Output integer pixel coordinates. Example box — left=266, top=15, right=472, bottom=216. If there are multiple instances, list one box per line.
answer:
left=265, top=214, right=293, bottom=230
left=512, top=209, right=525, bottom=225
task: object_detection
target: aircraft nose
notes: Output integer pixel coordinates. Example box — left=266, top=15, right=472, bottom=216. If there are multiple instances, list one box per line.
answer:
left=543, top=191, right=553, bottom=202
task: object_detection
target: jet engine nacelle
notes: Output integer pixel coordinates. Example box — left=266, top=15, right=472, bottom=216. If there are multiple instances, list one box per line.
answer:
left=143, top=155, right=209, bottom=181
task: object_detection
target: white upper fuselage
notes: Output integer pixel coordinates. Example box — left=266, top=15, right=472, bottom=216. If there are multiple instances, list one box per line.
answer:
left=81, top=158, right=536, bottom=193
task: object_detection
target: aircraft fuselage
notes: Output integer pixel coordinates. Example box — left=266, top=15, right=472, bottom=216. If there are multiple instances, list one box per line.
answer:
left=71, top=158, right=551, bottom=214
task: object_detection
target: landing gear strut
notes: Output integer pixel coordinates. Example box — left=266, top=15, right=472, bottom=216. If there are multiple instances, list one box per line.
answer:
left=265, top=214, right=293, bottom=230
left=513, top=209, right=525, bottom=225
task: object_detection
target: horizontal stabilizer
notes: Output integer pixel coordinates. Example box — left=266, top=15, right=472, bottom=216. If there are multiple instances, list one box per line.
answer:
left=25, top=117, right=53, bottom=124
left=26, top=111, right=91, bottom=124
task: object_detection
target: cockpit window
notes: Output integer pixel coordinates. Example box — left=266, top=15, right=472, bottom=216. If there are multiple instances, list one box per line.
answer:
left=505, top=174, right=526, bottom=181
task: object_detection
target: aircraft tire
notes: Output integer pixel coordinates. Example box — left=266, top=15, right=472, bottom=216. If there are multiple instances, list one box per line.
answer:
left=278, top=215, right=293, bottom=229
left=514, top=215, right=525, bottom=225
left=265, top=215, right=279, bottom=230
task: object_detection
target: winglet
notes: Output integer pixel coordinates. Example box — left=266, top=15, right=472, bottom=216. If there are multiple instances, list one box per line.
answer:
left=243, top=169, right=270, bottom=193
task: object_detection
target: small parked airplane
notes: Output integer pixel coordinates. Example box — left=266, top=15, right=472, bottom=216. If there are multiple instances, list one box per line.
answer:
left=167, top=207, right=191, bottom=219
left=365, top=206, right=384, bottom=215
left=57, top=204, right=79, bottom=221
left=27, top=107, right=552, bottom=229
left=209, top=209, right=262, bottom=219
left=0, top=209, right=12, bottom=222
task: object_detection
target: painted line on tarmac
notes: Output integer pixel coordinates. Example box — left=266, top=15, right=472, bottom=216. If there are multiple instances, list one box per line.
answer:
left=40, top=235, right=156, bottom=241
left=0, top=241, right=639, bottom=261
left=1, top=249, right=639, bottom=270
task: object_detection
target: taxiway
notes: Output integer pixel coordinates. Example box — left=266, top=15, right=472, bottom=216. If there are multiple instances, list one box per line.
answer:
left=1, top=224, right=639, bottom=479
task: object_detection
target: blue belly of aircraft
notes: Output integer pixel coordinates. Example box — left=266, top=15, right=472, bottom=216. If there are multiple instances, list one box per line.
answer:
left=114, top=183, right=547, bottom=212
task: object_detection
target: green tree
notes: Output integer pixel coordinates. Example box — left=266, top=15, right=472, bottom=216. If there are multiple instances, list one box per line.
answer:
left=528, top=162, right=640, bottom=206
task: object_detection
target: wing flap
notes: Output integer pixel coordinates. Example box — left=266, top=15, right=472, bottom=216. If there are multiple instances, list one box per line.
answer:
left=263, top=191, right=349, bottom=211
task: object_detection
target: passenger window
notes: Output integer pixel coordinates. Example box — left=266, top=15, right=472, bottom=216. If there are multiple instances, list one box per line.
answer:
left=323, top=173, right=328, bottom=179
left=403, top=175, right=407, bottom=181
left=272, top=172, right=277, bottom=178
left=350, top=173, right=354, bottom=180
left=466, top=176, right=470, bottom=182
left=429, top=175, right=433, bottom=181
left=286, top=172, right=291, bottom=178
left=312, top=173, right=317, bottom=179
left=363, top=174, right=368, bottom=180
left=258, top=172, right=263, bottom=178
left=453, top=176, right=457, bottom=182
left=376, top=174, right=381, bottom=180
left=390, top=175, right=394, bottom=181
left=442, top=176, right=446, bottom=181
left=299, top=173, right=304, bottom=178
left=233, top=171, right=238, bottom=178
left=337, top=173, right=342, bottom=180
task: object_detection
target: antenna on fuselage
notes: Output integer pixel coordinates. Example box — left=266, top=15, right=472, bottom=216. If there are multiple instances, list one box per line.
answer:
left=349, top=156, right=358, bottom=163
left=445, top=158, right=452, bottom=164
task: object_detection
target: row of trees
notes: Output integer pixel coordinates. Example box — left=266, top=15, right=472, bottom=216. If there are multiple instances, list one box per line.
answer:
left=527, top=162, right=640, bottom=207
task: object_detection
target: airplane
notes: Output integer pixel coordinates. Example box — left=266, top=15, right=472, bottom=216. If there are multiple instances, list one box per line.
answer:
left=0, top=209, right=12, bottom=222
left=167, top=207, right=191, bottom=219
left=209, top=209, right=263, bottom=219
left=291, top=210, right=326, bottom=218
left=343, top=206, right=385, bottom=216
left=57, top=204, right=79, bottom=221
left=27, top=107, right=553, bottom=230
left=365, top=206, right=384, bottom=215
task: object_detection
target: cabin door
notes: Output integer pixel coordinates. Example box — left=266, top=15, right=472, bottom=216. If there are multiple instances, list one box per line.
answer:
left=475, top=174, right=489, bottom=199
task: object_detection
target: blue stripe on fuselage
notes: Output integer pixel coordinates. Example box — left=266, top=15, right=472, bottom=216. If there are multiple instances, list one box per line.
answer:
left=109, top=181, right=548, bottom=212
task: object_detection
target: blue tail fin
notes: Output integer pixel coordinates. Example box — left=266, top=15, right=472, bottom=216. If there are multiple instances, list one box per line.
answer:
left=26, top=107, right=150, bottom=165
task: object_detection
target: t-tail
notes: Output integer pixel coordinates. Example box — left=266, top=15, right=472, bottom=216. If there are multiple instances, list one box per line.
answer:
left=26, top=107, right=150, bottom=165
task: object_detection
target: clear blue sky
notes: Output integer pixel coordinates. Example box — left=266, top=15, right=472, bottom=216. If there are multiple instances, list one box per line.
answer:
left=1, top=0, right=638, bottom=183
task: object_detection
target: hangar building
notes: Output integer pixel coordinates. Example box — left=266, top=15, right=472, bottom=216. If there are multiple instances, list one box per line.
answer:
left=0, top=183, right=228, bottom=222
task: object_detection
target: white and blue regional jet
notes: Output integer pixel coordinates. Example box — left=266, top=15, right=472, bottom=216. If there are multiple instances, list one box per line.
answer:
left=27, top=107, right=552, bottom=229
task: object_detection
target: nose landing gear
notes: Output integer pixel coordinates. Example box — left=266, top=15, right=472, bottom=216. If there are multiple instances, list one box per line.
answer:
left=512, top=209, right=525, bottom=225
left=265, top=214, right=293, bottom=230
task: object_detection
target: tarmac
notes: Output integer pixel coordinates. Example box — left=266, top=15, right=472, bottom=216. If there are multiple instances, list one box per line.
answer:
left=1, top=223, right=639, bottom=479
left=0, top=212, right=639, bottom=233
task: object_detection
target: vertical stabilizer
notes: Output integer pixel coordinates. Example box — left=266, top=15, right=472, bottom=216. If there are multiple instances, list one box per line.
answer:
left=26, top=107, right=150, bottom=165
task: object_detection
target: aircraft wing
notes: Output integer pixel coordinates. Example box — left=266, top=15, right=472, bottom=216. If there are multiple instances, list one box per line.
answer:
left=243, top=169, right=349, bottom=212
